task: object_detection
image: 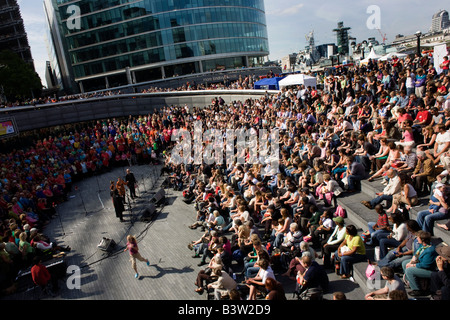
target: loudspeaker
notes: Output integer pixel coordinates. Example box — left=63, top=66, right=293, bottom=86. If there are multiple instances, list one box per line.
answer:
left=97, top=237, right=116, bottom=252
left=151, top=188, right=166, bottom=206
left=140, top=203, right=157, bottom=222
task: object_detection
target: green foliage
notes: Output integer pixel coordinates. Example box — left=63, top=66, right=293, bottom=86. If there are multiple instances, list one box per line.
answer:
left=0, top=49, right=42, bottom=101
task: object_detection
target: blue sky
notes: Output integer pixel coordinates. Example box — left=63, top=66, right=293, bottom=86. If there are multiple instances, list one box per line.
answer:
left=17, top=0, right=449, bottom=87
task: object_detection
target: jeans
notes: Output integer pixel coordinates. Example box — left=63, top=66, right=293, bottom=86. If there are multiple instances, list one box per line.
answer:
left=270, top=230, right=285, bottom=248
left=406, top=87, right=415, bottom=97
left=369, top=194, right=393, bottom=208
left=417, top=209, right=449, bottom=234
left=379, top=237, right=402, bottom=259
left=378, top=253, right=412, bottom=270
left=366, top=222, right=390, bottom=246
left=334, top=250, right=367, bottom=276
left=402, top=260, right=433, bottom=291
left=347, top=174, right=364, bottom=191
left=244, top=264, right=260, bottom=279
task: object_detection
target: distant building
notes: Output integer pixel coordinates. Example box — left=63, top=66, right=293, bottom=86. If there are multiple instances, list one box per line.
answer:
left=316, top=43, right=337, bottom=58
left=45, top=61, right=57, bottom=89
left=333, top=22, right=351, bottom=56
left=0, top=0, right=34, bottom=68
left=431, top=9, right=450, bottom=33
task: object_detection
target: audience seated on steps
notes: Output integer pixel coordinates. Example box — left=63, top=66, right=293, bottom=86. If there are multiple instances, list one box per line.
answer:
left=4, top=53, right=450, bottom=301
left=361, top=168, right=401, bottom=210
left=401, top=231, right=438, bottom=297
left=365, top=266, right=407, bottom=300
left=334, top=225, right=367, bottom=279
left=416, top=183, right=450, bottom=235
left=377, top=219, right=421, bottom=270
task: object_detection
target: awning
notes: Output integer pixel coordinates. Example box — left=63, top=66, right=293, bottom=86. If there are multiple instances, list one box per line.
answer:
left=278, top=74, right=317, bottom=89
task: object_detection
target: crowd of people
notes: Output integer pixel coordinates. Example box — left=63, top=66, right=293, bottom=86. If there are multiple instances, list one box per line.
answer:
left=1, top=50, right=450, bottom=300
left=0, top=110, right=175, bottom=295
left=160, top=53, right=450, bottom=300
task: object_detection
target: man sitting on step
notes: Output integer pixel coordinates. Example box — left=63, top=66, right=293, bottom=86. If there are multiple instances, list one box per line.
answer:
left=361, top=169, right=401, bottom=209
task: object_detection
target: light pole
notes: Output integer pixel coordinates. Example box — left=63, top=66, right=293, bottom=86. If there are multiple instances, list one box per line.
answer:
left=415, top=31, right=422, bottom=56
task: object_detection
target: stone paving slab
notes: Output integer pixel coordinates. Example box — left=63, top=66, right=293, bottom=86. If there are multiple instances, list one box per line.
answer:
left=3, top=164, right=366, bottom=301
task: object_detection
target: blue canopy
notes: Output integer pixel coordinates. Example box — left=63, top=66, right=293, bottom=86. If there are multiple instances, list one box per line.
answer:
left=253, top=77, right=283, bottom=90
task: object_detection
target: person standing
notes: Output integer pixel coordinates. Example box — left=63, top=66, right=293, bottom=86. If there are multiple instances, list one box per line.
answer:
left=112, top=189, right=125, bottom=222
left=116, top=177, right=127, bottom=205
left=440, top=56, right=449, bottom=75
left=124, top=235, right=150, bottom=278
left=125, top=169, right=138, bottom=200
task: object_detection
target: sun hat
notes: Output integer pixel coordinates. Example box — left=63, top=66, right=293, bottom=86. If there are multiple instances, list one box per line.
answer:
left=436, top=245, right=450, bottom=260
left=333, top=216, right=344, bottom=225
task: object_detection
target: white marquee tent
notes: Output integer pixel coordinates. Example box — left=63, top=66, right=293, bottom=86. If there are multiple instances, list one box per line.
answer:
left=278, top=74, right=317, bottom=89
left=360, top=48, right=383, bottom=64
left=379, top=52, right=408, bottom=61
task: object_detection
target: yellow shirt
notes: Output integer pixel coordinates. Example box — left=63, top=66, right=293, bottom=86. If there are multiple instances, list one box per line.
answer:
left=345, top=234, right=366, bottom=255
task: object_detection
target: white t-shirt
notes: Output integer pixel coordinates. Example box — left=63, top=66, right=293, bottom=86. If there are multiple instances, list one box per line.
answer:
left=436, top=130, right=450, bottom=154
left=260, top=266, right=275, bottom=284
left=392, top=223, right=408, bottom=242
left=240, top=211, right=250, bottom=222
left=322, top=218, right=335, bottom=229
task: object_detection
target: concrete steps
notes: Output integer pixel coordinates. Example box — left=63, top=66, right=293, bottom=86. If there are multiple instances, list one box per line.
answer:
left=334, top=177, right=450, bottom=296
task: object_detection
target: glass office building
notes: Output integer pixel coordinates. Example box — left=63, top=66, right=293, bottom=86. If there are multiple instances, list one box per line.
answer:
left=44, top=0, right=269, bottom=93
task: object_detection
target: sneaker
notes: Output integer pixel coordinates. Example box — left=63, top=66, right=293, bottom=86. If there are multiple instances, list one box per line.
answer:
left=135, top=273, right=139, bottom=278
left=146, top=260, right=150, bottom=266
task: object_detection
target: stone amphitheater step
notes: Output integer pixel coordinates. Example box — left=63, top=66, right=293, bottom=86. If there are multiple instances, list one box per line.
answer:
left=359, top=178, right=450, bottom=244
left=334, top=177, right=450, bottom=297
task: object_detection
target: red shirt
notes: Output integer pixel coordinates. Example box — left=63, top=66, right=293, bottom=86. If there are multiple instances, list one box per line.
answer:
left=375, top=213, right=389, bottom=229
left=397, top=113, right=413, bottom=124
left=416, top=110, right=432, bottom=125
left=31, top=263, right=51, bottom=287
left=442, top=59, right=449, bottom=70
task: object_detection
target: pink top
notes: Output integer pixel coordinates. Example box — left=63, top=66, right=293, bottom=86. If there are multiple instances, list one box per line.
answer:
left=403, top=129, right=414, bottom=142
left=127, top=241, right=138, bottom=255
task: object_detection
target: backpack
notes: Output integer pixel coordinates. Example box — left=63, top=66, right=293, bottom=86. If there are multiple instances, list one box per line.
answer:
left=334, top=205, right=347, bottom=218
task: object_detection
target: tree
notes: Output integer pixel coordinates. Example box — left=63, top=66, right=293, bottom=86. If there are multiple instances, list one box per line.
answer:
left=0, top=49, right=42, bottom=102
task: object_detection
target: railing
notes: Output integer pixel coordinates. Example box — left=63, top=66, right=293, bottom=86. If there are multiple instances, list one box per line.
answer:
left=0, top=89, right=278, bottom=133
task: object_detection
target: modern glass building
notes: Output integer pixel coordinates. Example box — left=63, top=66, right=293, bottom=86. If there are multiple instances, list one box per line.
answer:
left=44, top=0, right=269, bottom=93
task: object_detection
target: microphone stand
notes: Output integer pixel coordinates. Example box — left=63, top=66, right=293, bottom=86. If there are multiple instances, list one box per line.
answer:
left=125, top=191, right=134, bottom=223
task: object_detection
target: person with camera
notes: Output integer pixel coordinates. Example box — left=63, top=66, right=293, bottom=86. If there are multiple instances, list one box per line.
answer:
left=430, top=245, right=450, bottom=300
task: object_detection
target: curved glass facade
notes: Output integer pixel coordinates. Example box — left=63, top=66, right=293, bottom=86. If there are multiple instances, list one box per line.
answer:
left=47, top=0, right=269, bottom=91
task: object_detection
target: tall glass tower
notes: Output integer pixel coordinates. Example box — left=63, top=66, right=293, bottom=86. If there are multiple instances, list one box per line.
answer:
left=44, top=0, right=269, bottom=93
